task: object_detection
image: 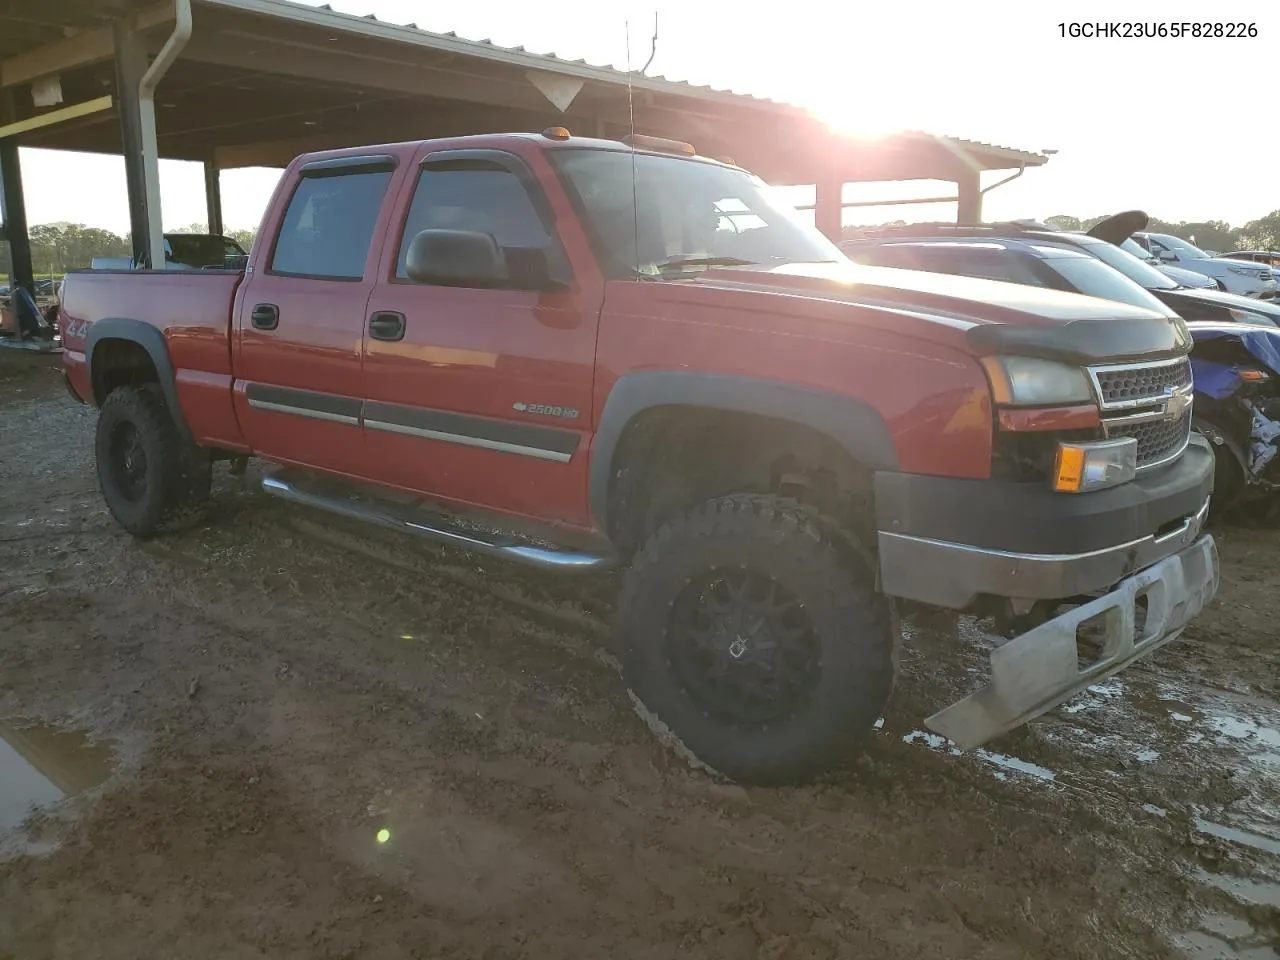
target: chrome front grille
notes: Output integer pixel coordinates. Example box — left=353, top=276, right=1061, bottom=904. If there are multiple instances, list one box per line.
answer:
left=1104, top=415, right=1192, bottom=469
left=1090, top=357, right=1192, bottom=410
left=1089, top=356, right=1194, bottom=471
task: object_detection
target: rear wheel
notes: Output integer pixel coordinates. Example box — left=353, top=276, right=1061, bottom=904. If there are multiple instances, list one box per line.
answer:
left=96, top=385, right=211, bottom=538
left=616, top=494, right=895, bottom=785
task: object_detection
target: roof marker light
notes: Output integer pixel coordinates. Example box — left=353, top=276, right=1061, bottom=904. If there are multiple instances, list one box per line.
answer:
left=621, top=133, right=696, bottom=156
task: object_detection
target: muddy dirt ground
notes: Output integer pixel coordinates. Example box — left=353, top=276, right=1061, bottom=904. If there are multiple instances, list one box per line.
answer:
left=1, top=351, right=1276, bottom=960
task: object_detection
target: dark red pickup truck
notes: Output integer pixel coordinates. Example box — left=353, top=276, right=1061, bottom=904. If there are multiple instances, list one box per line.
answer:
left=60, top=130, right=1219, bottom=784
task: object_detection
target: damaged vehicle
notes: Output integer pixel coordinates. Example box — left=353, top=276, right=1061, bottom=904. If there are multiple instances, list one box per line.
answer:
left=1189, top=323, right=1280, bottom=516
left=58, top=131, right=1220, bottom=784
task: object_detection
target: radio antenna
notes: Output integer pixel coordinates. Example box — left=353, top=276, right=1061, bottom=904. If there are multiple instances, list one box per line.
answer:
left=641, top=13, right=659, bottom=74
left=625, top=20, right=640, bottom=278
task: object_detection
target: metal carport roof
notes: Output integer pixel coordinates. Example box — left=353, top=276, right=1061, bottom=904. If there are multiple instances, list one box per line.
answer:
left=2, top=0, right=1047, bottom=182
left=1, top=0, right=1049, bottom=289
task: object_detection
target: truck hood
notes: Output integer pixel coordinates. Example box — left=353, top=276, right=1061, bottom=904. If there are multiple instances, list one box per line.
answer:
left=1087, top=210, right=1150, bottom=245
left=684, top=259, right=1189, bottom=364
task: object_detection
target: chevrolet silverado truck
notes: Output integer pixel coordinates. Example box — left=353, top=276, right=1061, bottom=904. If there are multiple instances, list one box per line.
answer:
left=58, top=131, right=1219, bottom=785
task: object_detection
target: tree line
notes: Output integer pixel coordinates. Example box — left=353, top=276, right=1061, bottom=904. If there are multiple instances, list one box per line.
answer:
left=844, top=210, right=1280, bottom=253
left=9, top=209, right=1280, bottom=279
left=1043, top=211, right=1280, bottom=253
left=2, top=222, right=258, bottom=277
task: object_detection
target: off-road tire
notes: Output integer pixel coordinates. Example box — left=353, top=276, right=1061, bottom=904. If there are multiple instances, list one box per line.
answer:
left=616, top=494, right=895, bottom=785
left=95, top=384, right=211, bottom=538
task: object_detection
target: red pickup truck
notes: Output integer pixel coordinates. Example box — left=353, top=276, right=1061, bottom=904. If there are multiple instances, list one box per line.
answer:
left=60, top=130, right=1219, bottom=784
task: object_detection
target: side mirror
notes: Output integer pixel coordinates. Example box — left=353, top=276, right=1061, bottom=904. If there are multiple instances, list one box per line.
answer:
left=405, top=229, right=506, bottom=287
left=1157, top=249, right=1178, bottom=263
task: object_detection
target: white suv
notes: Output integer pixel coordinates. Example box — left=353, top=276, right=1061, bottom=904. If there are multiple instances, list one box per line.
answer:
left=1117, top=238, right=1218, bottom=289
left=1133, top=232, right=1277, bottom=298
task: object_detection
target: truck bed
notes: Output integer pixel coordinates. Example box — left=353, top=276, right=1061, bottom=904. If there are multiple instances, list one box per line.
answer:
left=60, top=269, right=246, bottom=450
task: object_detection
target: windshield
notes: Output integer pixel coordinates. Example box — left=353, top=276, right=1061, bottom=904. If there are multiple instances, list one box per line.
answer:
left=1154, top=234, right=1210, bottom=260
left=1121, top=237, right=1155, bottom=261
left=1042, top=255, right=1173, bottom=313
left=1075, top=238, right=1178, bottom=290
left=549, top=149, right=842, bottom=278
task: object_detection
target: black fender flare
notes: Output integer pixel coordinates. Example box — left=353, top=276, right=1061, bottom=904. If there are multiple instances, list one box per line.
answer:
left=85, top=318, right=193, bottom=443
left=588, top=370, right=900, bottom=533
left=1193, top=414, right=1251, bottom=510
left=1193, top=415, right=1249, bottom=474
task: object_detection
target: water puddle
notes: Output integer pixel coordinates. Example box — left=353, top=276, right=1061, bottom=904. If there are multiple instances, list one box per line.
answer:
left=1197, top=868, right=1280, bottom=909
left=895, top=684, right=1280, bottom=960
left=1180, top=816, right=1280, bottom=959
left=1175, top=927, right=1279, bottom=960
left=900, top=730, right=1058, bottom=782
left=1203, top=715, right=1280, bottom=769
left=0, top=718, right=115, bottom=847
left=1195, top=818, right=1280, bottom=857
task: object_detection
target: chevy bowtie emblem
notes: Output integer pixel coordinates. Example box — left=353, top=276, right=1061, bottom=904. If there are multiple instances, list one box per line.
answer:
left=1164, top=388, right=1192, bottom=420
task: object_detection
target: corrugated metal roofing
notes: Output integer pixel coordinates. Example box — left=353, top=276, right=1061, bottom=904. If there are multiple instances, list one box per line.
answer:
left=307, top=2, right=791, bottom=105
left=209, top=0, right=1044, bottom=163
left=189, top=0, right=1046, bottom=168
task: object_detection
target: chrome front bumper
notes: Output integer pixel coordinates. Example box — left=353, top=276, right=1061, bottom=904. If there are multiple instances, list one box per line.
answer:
left=878, top=496, right=1211, bottom=610
left=924, top=533, right=1219, bottom=748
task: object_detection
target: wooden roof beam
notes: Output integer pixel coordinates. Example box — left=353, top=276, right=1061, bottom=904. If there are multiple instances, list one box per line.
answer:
left=0, top=2, right=171, bottom=88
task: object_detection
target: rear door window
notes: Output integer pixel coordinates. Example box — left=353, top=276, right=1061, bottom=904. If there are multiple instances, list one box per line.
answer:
left=270, top=168, right=394, bottom=280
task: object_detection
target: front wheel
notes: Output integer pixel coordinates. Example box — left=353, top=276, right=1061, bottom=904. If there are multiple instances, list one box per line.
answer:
left=615, top=495, right=895, bottom=785
left=95, top=384, right=211, bottom=538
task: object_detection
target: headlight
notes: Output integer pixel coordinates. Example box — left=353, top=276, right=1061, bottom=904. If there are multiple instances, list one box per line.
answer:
left=1228, top=266, right=1263, bottom=277
left=980, top=355, right=1094, bottom=406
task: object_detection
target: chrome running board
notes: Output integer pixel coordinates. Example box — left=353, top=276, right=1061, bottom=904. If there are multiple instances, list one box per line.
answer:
left=262, top=472, right=612, bottom=573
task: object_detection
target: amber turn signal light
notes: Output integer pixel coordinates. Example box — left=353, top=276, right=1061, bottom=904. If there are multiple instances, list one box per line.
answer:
left=1053, top=438, right=1138, bottom=493
left=1053, top=446, right=1086, bottom=492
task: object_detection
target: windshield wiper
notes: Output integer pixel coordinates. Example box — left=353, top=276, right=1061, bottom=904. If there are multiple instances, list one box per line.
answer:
left=655, top=256, right=757, bottom=272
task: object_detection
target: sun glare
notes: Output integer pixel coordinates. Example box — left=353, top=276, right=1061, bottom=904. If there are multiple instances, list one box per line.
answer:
left=812, top=90, right=921, bottom=141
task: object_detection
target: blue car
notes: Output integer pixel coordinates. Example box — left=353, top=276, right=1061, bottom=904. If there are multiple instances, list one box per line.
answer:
left=1187, top=322, right=1280, bottom=516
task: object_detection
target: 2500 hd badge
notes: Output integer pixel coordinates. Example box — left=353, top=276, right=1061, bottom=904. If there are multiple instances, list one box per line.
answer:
left=512, top=402, right=580, bottom=420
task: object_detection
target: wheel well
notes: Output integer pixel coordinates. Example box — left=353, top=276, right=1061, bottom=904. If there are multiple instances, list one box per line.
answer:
left=91, top=339, right=159, bottom=405
left=605, top=405, right=875, bottom=555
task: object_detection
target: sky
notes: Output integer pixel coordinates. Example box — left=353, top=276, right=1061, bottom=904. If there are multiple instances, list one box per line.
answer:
left=15, top=0, right=1280, bottom=235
